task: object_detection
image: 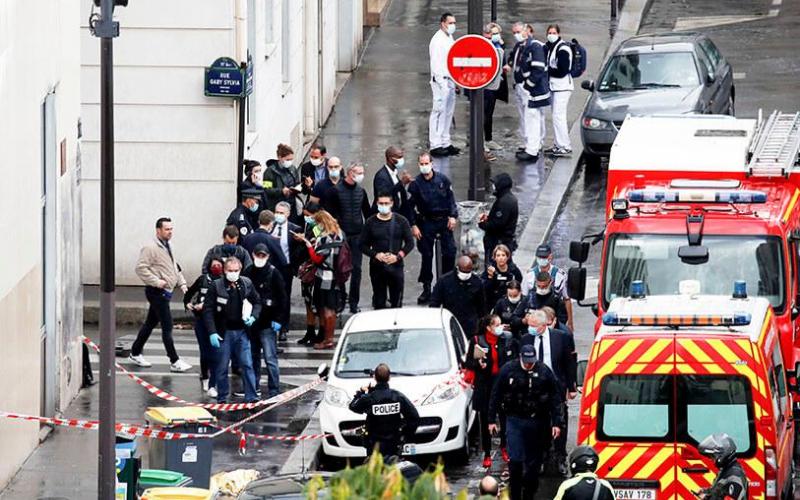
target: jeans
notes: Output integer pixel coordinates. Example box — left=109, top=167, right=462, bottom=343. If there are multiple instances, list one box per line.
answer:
left=347, top=234, right=363, bottom=308
left=131, top=286, right=179, bottom=363
left=215, top=330, right=258, bottom=402
left=192, top=316, right=216, bottom=388
left=259, top=328, right=280, bottom=398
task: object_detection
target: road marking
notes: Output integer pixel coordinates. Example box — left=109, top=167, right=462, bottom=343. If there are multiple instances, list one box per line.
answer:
left=772, top=0, right=782, bottom=6
left=733, top=72, right=746, bottom=80
left=674, top=10, right=779, bottom=30
left=769, top=8, right=780, bottom=16
left=453, top=57, right=492, bottom=67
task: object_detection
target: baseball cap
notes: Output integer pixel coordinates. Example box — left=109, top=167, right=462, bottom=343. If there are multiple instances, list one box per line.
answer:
left=520, top=343, right=537, bottom=364
left=535, top=244, right=552, bottom=258
left=253, top=243, right=270, bottom=256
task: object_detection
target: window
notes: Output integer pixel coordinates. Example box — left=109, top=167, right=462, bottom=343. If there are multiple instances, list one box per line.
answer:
left=599, top=375, right=672, bottom=440
left=599, top=52, right=700, bottom=90
left=770, top=344, right=788, bottom=420
left=334, top=329, right=452, bottom=377
left=281, top=0, right=290, bottom=83
left=264, top=0, right=276, bottom=44
left=699, top=38, right=722, bottom=69
left=449, top=317, right=466, bottom=361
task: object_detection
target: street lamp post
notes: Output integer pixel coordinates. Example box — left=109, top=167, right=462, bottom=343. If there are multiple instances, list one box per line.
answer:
left=90, top=0, right=126, bottom=497
left=468, top=0, right=485, bottom=201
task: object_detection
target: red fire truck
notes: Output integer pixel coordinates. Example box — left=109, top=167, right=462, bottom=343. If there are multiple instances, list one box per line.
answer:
left=568, top=111, right=800, bottom=379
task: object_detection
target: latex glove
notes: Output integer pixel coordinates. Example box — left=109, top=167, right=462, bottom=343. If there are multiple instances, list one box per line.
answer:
left=210, top=333, right=222, bottom=348
left=271, top=321, right=282, bottom=332
left=244, top=316, right=256, bottom=327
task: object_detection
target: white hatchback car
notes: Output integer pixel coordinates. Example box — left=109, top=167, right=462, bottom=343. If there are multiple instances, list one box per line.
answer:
left=319, top=307, right=475, bottom=460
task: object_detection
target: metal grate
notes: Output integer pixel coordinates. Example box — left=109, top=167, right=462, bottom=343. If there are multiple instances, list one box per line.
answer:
left=748, top=111, right=800, bottom=177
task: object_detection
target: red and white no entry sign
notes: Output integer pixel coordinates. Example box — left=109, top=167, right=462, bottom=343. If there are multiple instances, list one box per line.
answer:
left=446, top=34, right=501, bottom=90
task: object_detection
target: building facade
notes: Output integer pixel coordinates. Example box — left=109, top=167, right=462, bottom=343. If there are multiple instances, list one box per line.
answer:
left=80, top=0, right=363, bottom=285
left=0, top=0, right=83, bottom=489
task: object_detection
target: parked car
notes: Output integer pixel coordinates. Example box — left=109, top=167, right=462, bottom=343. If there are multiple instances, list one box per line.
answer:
left=579, top=32, right=734, bottom=168
left=319, top=308, right=474, bottom=462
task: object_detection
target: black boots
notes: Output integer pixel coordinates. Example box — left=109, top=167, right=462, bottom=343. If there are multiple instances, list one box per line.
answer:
left=417, top=283, right=431, bottom=305
left=297, top=326, right=316, bottom=345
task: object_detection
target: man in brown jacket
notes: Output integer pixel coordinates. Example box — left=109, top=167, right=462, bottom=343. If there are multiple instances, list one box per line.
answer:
left=129, top=217, right=193, bottom=372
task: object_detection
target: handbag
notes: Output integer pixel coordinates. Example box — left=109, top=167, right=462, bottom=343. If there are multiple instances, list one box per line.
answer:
left=297, top=260, right=316, bottom=285
left=497, top=75, right=509, bottom=103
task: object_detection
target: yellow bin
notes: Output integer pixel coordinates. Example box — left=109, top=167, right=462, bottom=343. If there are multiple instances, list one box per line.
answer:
left=140, top=487, right=212, bottom=500
left=144, top=407, right=216, bottom=426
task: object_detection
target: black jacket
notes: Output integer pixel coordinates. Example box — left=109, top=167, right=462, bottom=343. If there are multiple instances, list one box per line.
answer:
left=479, top=173, right=518, bottom=244
left=201, top=244, right=253, bottom=274
left=226, top=204, right=260, bottom=238
left=241, top=228, right=289, bottom=270
left=512, top=290, right=568, bottom=328
left=519, top=328, right=577, bottom=399
left=704, top=460, right=747, bottom=500
left=429, top=272, right=486, bottom=336
left=465, top=333, right=519, bottom=410
left=243, top=263, right=287, bottom=327
left=492, top=295, right=526, bottom=331
left=263, top=159, right=301, bottom=211
left=348, top=382, right=420, bottom=449
left=299, top=159, right=328, bottom=195
left=183, top=273, right=215, bottom=318
left=372, top=165, right=411, bottom=220
left=554, top=473, right=615, bottom=500
left=202, top=277, right=262, bottom=336
left=481, top=261, right=523, bottom=307
left=360, top=214, right=415, bottom=266
left=329, top=180, right=371, bottom=237
left=488, top=359, right=564, bottom=425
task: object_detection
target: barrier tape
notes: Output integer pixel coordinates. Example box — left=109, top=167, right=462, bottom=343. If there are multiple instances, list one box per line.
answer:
left=81, top=335, right=324, bottom=411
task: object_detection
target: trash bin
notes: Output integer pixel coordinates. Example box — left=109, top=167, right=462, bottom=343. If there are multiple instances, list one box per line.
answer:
left=145, top=407, right=216, bottom=488
left=138, top=469, right=193, bottom=493
left=140, top=487, right=213, bottom=500
left=115, top=439, right=140, bottom=500
left=457, top=200, right=487, bottom=266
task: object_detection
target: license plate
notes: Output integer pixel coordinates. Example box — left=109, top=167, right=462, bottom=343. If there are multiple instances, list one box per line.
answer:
left=615, top=489, right=656, bottom=500
left=402, top=444, right=416, bottom=455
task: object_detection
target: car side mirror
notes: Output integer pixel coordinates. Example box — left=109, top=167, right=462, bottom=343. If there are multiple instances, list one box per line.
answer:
left=317, top=363, right=330, bottom=379
left=576, top=360, right=588, bottom=389
left=581, top=80, right=595, bottom=91
left=706, top=73, right=716, bottom=85
left=569, top=241, right=590, bottom=264
left=568, top=267, right=587, bottom=301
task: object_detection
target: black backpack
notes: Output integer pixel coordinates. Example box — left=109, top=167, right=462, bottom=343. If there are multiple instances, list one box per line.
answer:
left=569, top=38, right=588, bottom=78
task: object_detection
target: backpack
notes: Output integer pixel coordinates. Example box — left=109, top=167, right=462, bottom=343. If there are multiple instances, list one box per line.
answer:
left=569, top=38, right=587, bottom=78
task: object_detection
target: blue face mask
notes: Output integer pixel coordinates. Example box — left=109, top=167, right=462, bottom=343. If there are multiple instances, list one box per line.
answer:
left=248, top=203, right=259, bottom=213
left=528, top=326, right=540, bottom=336
left=377, top=205, right=391, bottom=215
left=394, top=157, right=405, bottom=169
left=223, top=243, right=237, bottom=254
left=493, top=326, right=505, bottom=336
left=275, top=213, right=287, bottom=225
left=304, top=216, right=316, bottom=226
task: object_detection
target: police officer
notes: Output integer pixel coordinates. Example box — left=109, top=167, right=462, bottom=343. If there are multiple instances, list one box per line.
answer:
left=553, top=446, right=615, bottom=500
left=516, top=25, right=550, bottom=163
left=488, top=343, right=563, bottom=500
left=408, top=152, right=458, bottom=305
left=226, top=188, right=262, bottom=238
left=697, top=434, right=747, bottom=500
left=479, top=173, right=519, bottom=264
left=523, top=243, right=573, bottom=331
left=348, top=363, right=420, bottom=458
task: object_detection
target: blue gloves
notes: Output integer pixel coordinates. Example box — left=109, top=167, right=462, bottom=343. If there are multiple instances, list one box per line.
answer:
left=210, top=333, right=222, bottom=348
left=244, top=316, right=256, bottom=327
left=271, top=322, right=282, bottom=333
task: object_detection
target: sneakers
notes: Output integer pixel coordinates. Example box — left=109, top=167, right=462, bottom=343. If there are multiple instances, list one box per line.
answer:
left=446, top=145, right=461, bottom=155
left=486, top=140, right=502, bottom=150
left=515, top=151, right=539, bottom=162
left=482, top=455, right=492, bottom=468
left=278, top=331, right=288, bottom=342
left=501, top=447, right=510, bottom=463
left=206, top=387, right=218, bottom=399
left=484, top=151, right=497, bottom=162
left=550, top=147, right=573, bottom=157
left=128, top=354, right=152, bottom=368
left=170, top=359, right=192, bottom=373
left=201, top=378, right=209, bottom=392
left=430, top=146, right=449, bottom=157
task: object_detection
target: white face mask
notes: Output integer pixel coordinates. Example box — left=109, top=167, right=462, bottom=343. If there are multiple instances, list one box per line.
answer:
left=457, top=271, right=472, bottom=281
left=274, top=213, right=287, bottom=225
left=394, top=157, right=405, bottom=169
left=310, top=158, right=323, bottom=167
left=491, top=34, right=501, bottom=44
left=281, top=160, right=293, bottom=169
left=253, top=170, right=264, bottom=184
left=419, top=165, right=433, bottom=175
left=226, top=271, right=240, bottom=282
left=354, top=174, right=365, bottom=184
left=254, top=257, right=268, bottom=268
left=547, top=34, right=559, bottom=44
left=447, top=23, right=456, bottom=35
left=514, top=32, right=524, bottom=43
left=508, top=295, right=521, bottom=304
left=536, top=286, right=551, bottom=296
left=329, top=168, right=341, bottom=180
left=536, top=257, right=550, bottom=267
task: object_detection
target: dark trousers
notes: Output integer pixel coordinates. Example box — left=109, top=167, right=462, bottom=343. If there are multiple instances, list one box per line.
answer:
left=131, top=286, right=179, bottom=363
left=370, top=262, right=404, bottom=309
left=279, top=265, right=293, bottom=330
left=505, top=415, right=549, bottom=500
left=478, top=410, right=506, bottom=455
left=193, top=315, right=216, bottom=388
left=554, top=402, right=568, bottom=459
left=365, top=438, right=400, bottom=459
left=417, top=218, right=456, bottom=285
left=484, top=89, right=498, bottom=141
left=347, top=233, right=363, bottom=308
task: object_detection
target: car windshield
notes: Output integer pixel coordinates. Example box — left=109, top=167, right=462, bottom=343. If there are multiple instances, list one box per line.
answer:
left=334, top=329, right=451, bottom=378
left=599, top=374, right=755, bottom=455
left=599, top=51, right=699, bottom=91
left=604, top=234, right=785, bottom=311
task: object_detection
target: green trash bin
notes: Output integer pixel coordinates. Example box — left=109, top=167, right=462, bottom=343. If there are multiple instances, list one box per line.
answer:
left=145, top=407, right=216, bottom=488
left=138, top=469, right=193, bottom=493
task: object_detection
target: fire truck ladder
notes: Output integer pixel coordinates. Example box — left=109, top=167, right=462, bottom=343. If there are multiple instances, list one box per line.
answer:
left=748, top=110, right=800, bottom=177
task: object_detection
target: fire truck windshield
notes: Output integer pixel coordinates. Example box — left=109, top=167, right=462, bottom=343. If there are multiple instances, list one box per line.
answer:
left=604, top=234, right=785, bottom=311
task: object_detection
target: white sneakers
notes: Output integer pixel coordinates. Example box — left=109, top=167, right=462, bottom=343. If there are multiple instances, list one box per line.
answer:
left=201, top=379, right=209, bottom=392
left=170, top=359, right=193, bottom=373
left=206, top=387, right=218, bottom=398
left=486, top=140, right=502, bottom=150
left=128, top=354, right=152, bottom=367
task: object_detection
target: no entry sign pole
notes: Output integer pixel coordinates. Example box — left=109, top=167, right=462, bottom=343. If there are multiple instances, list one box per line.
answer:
left=467, top=0, right=484, bottom=201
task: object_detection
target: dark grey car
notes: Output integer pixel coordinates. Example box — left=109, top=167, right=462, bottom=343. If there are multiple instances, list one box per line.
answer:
left=580, top=32, right=734, bottom=167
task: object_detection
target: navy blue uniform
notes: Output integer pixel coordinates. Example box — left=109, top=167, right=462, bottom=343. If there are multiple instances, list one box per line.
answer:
left=226, top=204, right=260, bottom=238
left=407, top=171, right=458, bottom=285
left=349, top=382, right=420, bottom=457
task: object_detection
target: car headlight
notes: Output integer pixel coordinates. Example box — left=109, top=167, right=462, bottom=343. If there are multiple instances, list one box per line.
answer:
left=421, top=384, right=460, bottom=406
left=324, top=386, right=351, bottom=408
left=582, top=117, right=610, bottom=129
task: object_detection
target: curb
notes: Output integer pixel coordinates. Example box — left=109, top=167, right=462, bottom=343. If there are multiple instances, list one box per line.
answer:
left=513, top=0, right=654, bottom=269
left=279, top=406, right=324, bottom=476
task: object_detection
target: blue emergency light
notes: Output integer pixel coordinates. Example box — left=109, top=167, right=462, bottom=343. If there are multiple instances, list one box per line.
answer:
left=627, top=189, right=767, bottom=204
left=733, top=280, right=748, bottom=299
left=602, top=311, right=752, bottom=327
left=630, top=280, right=646, bottom=299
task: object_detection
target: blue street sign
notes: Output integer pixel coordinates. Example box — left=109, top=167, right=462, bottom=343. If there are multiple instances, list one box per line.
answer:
left=245, top=52, right=254, bottom=97
left=205, top=57, right=244, bottom=97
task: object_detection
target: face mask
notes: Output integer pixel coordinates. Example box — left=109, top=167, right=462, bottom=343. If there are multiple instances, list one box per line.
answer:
left=457, top=271, right=472, bottom=281
left=354, top=174, right=365, bottom=184
left=419, top=165, right=432, bottom=175
left=508, top=295, right=521, bottom=304
left=275, top=213, right=287, bottom=225
left=281, top=160, right=293, bottom=169
left=304, top=216, right=316, bottom=226
left=254, top=257, right=268, bottom=268
left=536, top=286, right=551, bottom=296
left=493, top=326, right=505, bottom=336
left=210, top=265, right=223, bottom=277
left=226, top=271, right=240, bottom=282
left=514, top=32, right=524, bottom=43
left=547, top=34, right=559, bottom=44
left=447, top=23, right=456, bottom=35
left=223, top=243, right=237, bottom=254
left=528, top=326, right=540, bottom=336
left=253, top=170, right=264, bottom=184
left=394, top=157, right=405, bottom=169
left=248, top=203, right=259, bottom=213
left=329, top=168, right=341, bottom=180
left=491, top=34, right=502, bottom=44
left=536, top=257, right=549, bottom=267
left=377, top=205, right=391, bottom=215
left=310, top=158, right=323, bottom=167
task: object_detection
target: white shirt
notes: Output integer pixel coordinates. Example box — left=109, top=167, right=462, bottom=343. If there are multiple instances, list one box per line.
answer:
left=384, top=164, right=399, bottom=186
left=429, top=29, right=454, bottom=78
left=271, top=222, right=290, bottom=262
left=530, top=327, right=552, bottom=371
